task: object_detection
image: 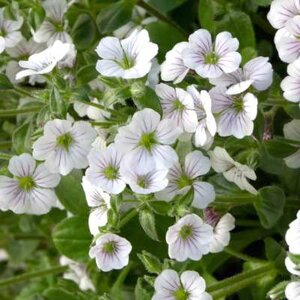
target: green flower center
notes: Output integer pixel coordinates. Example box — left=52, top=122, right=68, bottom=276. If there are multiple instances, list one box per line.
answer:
left=177, top=174, right=193, bottom=189
left=102, top=241, right=116, bottom=254
left=18, top=176, right=36, bottom=191
left=102, top=165, right=119, bottom=180
left=232, top=95, right=244, bottom=112
left=174, top=287, right=189, bottom=300
left=56, top=133, right=73, bottom=151
left=53, top=21, right=64, bottom=32
left=137, top=176, right=148, bottom=188
left=173, top=99, right=185, bottom=111
left=0, top=28, right=6, bottom=37
left=204, top=52, right=219, bottom=64
left=179, top=225, right=193, bottom=240
left=139, top=132, right=156, bottom=151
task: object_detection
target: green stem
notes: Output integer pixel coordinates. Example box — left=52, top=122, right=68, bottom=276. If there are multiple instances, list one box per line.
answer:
left=14, top=87, right=41, bottom=101
left=119, top=208, right=139, bottom=229
left=111, top=262, right=133, bottom=299
left=138, top=0, right=188, bottom=37
left=0, top=265, right=68, bottom=287
left=207, top=263, right=275, bottom=298
left=0, top=106, right=42, bottom=116
left=0, top=152, right=12, bottom=160
left=224, top=247, right=265, bottom=263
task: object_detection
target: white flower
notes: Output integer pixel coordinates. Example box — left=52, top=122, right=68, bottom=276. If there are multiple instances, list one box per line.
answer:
left=161, top=42, right=189, bottom=84
left=33, top=119, right=96, bottom=176
left=60, top=256, right=95, bottom=291
left=152, top=269, right=212, bottom=300
left=267, top=0, right=300, bottom=29
left=283, top=120, right=300, bottom=169
left=89, top=233, right=132, bottom=272
left=281, top=59, right=300, bottom=104
left=95, top=29, right=158, bottom=79
left=155, top=83, right=198, bottom=133
left=157, top=151, right=215, bottom=209
left=0, top=249, right=8, bottom=262
left=16, top=40, right=71, bottom=80
left=209, top=147, right=257, bottom=194
left=74, top=98, right=110, bottom=121
left=210, top=87, right=258, bottom=139
left=82, top=176, right=111, bottom=236
left=5, top=38, right=45, bottom=84
left=208, top=213, right=235, bottom=253
left=115, top=108, right=182, bottom=172
left=210, top=57, right=273, bottom=95
left=182, top=29, right=241, bottom=78
left=33, top=0, right=71, bottom=46
left=275, top=16, right=300, bottom=63
left=0, top=154, right=60, bottom=215
left=0, top=8, right=23, bottom=52
left=86, top=144, right=126, bottom=194
left=285, top=257, right=300, bottom=276
left=187, top=86, right=216, bottom=147
left=286, top=211, right=300, bottom=255
left=166, top=214, right=213, bottom=262
left=120, top=160, right=168, bottom=194
left=285, top=281, right=300, bottom=300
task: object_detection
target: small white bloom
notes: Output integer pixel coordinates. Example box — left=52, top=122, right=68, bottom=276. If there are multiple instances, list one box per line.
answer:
left=155, top=83, right=198, bottom=133
left=161, top=42, right=189, bottom=84
left=210, top=87, right=258, bottom=139
left=275, top=16, right=300, bottom=63
left=166, top=214, right=213, bottom=262
left=82, top=176, right=111, bottom=236
left=0, top=8, right=23, bottom=52
left=33, top=119, right=97, bottom=176
left=209, top=213, right=235, bottom=253
left=286, top=211, right=300, bottom=255
left=0, top=154, right=60, bottom=215
left=283, top=119, right=300, bottom=169
left=183, top=29, right=241, bottom=78
left=60, top=256, right=95, bottom=291
left=281, top=59, right=300, bottom=104
left=267, top=0, right=300, bottom=29
left=33, top=0, right=71, bottom=46
left=285, top=256, right=300, bottom=276
left=286, top=281, right=300, bottom=300
left=0, top=249, right=8, bottom=262
left=96, top=29, right=158, bottom=79
left=86, top=144, right=126, bottom=194
left=115, top=108, right=182, bottom=172
left=16, top=40, right=71, bottom=80
left=120, top=160, right=168, bottom=194
left=210, top=56, right=273, bottom=94
left=74, top=98, right=110, bottom=121
left=152, top=269, right=212, bottom=300
left=89, top=233, right=132, bottom=272
left=157, top=151, right=215, bottom=209
left=209, top=147, right=257, bottom=194
left=187, top=86, right=216, bottom=147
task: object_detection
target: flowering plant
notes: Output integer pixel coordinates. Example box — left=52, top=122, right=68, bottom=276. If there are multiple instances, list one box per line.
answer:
left=0, top=0, right=299, bottom=299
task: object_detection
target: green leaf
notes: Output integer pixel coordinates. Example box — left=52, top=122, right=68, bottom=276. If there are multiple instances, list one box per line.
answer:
left=12, top=122, right=32, bottom=154
left=198, top=0, right=216, bottom=32
left=43, top=287, right=77, bottom=300
left=76, top=65, right=98, bottom=86
left=264, top=238, right=287, bottom=272
left=216, top=11, right=255, bottom=49
left=267, top=281, right=289, bottom=300
left=96, top=0, right=135, bottom=34
left=241, top=47, right=257, bottom=65
left=72, top=14, right=96, bottom=50
left=139, top=209, right=159, bottom=241
left=0, top=74, right=13, bottom=90
left=149, top=0, right=187, bottom=12
left=255, top=0, right=272, bottom=7
left=55, top=170, right=88, bottom=215
left=264, top=140, right=297, bottom=158
left=50, top=87, right=67, bottom=118
left=254, top=186, right=286, bottom=229
left=137, top=251, right=162, bottom=274
left=148, top=201, right=171, bottom=215
left=52, top=215, right=91, bottom=262
left=134, top=86, right=162, bottom=114
left=134, top=278, right=151, bottom=300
